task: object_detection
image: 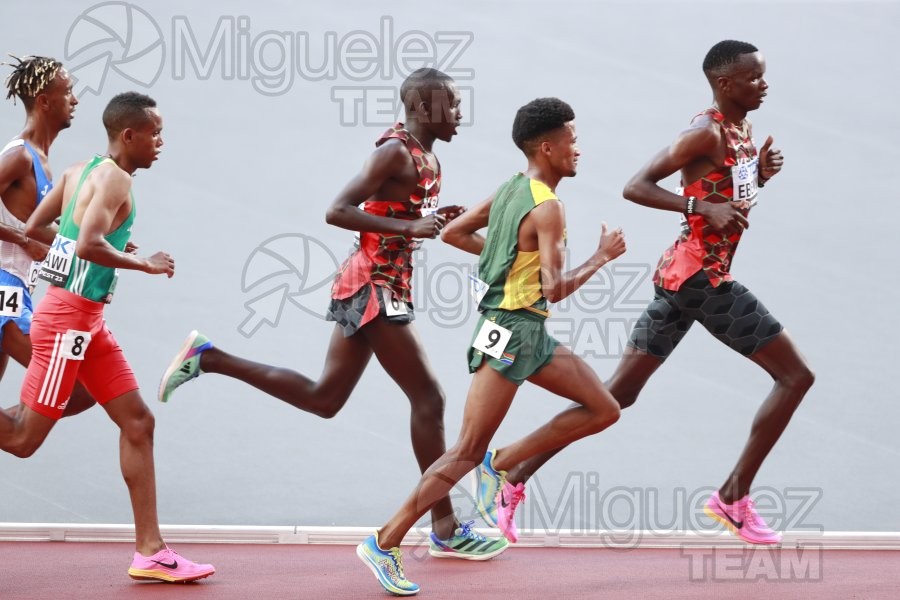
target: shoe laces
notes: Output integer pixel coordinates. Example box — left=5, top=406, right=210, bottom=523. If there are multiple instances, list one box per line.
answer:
left=387, top=547, right=407, bottom=580
left=507, top=482, right=526, bottom=509
left=741, top=499, right=770, bottom=530
left=455, top=520, right=485, bottom=542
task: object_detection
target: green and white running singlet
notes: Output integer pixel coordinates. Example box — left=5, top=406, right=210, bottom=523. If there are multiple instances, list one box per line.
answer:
left=39, top=156, right=135, bottom=303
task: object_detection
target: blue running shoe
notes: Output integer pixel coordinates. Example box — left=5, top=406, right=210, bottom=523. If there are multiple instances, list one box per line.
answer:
left=356, top=533, right=419, bottom=596
left=476, top=449, right=506, bottom=527
left=428, top=520, right=509, bottom=560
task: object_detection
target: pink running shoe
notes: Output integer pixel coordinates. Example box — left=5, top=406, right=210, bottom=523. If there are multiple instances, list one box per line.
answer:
left=704, top=492, right=782, bottom=545
left=128, top=546, right=216, bottom=583
left=496, top=481, right=526, bottom=543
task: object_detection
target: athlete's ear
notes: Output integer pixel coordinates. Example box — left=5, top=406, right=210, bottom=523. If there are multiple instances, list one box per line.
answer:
left=121, top=128, right=135, bottom=144
left=34, top=92, right=51, bottom=113
left=715, top=74, right=731, bottom=95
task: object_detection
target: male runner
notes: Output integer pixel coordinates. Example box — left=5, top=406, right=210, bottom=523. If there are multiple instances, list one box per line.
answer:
left=476, top=40, right=815, bottom=546
left=0, top=55, right=94, bottom=416
left=158, top=68, right=507, bottom=559
left=1, top=91, right=215, bottom=582
left=357, top=97, right=627, bottom=595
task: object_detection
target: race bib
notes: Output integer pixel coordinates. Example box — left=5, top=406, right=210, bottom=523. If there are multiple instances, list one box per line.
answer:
left=469, top=274, right=489, bottom=305
left=472, top=319, right=512, bottom=359
left=731, top=158, right=759, bottom=203
left=61, top=329, right=91, bottom=361
left=0, top=285, right=24, bottom=317
left=381, top=286, right=408, bottom=317
left=39, top=235, right=76, bottom=285
left=26, top=260, right=41, bottom=294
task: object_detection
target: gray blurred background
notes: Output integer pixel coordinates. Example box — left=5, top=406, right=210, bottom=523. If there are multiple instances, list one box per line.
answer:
left=0, top=0, right=896, bottom=533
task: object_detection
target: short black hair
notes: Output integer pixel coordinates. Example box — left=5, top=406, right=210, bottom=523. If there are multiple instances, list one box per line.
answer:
left=4, top=55, right=63, bottom=107
left=702, top=40, right=759, bottom=76
left=400, top=68, right=454, bottom=111
left=102, top=92, right=157, bottom=139
left=512, top=97, right=575, bottom=155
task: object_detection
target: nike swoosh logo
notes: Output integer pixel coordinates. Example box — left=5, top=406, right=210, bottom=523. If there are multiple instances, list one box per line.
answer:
left=152, top=559, right=178, bottom=569
left=715, top=500, right=743, bottom=529
left=500, top=492, right=510, bottom=508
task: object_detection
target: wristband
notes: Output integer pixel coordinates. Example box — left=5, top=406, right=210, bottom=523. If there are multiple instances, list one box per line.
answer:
left=757, top=174, right=768, bottom=188
left=684, top=196, right=696, bottom=215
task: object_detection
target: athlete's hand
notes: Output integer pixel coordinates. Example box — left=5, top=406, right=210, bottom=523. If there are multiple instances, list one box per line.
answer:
left=124, top=241, right=139, bottom=254
left=699, top=201, right=750, bottom=235
left=436, top=205, right=466, bottom=222
left=22, top=238, right=49, bottom=261
left=406, top=213, right=447, bottom=239
left=598, top=222, right=626, bottom=263
left=758, top=136, right=783, bottom=182
left=144, top=251, right=175, bottom=278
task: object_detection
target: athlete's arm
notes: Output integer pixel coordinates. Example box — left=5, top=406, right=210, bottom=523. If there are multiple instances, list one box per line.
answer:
left=533, top=200, right=626, bottom=303
left=441, top=195, right=492, bottom=255
left=75, top=166, right=174, bottom=277
left=0, top=147, right=38, bottom=247
left=623, top=123, right=749, bottom=233
left=325, top=141, right=445, bottom=239
left=24, top=166, right=67, bottom=245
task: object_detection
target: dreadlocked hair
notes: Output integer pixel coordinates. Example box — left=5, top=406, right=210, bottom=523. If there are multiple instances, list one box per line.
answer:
left=4, top=55, right=63, bottom=105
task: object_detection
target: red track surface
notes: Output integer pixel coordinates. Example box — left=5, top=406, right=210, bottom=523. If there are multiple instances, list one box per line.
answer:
left=1, top=542, right=897, bottom=599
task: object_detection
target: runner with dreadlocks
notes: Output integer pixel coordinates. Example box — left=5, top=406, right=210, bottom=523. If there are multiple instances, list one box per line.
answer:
left=0, top=55, right=95, bottom=418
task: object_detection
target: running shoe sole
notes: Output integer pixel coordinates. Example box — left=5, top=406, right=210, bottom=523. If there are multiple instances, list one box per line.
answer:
left=127, top=567, right=215, bottom=583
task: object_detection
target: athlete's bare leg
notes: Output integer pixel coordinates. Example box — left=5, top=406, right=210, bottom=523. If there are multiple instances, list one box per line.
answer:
left=718, top=330, right=814, bottom=503
left=198, top=324, right=373, bottom=418
left=491, top=345, right=620, bottom=471
left=505, top=345, right=662, bottom=483
left=357, top=319, right=457, bottom=539
left=377, top=365, right=518, bottom=548
left=378, top=345, right=620, bottom=548
left=0, top=321, right=96, bottom=418
left=102, top=390, right=165, bottom=556
left=0, top=401, right=56, bottom=458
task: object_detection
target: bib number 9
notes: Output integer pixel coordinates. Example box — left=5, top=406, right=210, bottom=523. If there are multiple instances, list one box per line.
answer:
left=472, top=319, right=512, bottom=359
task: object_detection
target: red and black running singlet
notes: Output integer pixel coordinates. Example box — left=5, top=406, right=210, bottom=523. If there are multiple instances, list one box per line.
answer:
left=330, top=123, right=441, bottom=304
left=653, top=109, right=759, bottom=291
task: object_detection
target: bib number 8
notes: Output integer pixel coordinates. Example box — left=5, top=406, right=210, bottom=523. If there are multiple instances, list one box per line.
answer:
left=61, top=330, right=92, bottom=361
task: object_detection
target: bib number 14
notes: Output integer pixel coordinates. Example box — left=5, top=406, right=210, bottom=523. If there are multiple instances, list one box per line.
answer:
left=0, top=285, right=23, bottom=317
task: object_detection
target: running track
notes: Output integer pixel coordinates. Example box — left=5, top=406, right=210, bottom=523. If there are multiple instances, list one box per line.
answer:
left=2, top=541, right=897, bottom=599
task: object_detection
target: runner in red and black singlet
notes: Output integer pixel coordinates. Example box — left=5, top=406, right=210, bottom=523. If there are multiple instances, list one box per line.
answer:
left=654, top=107, right=758, bottom=291
left=327, top=122, right=441, bottom=334
left=486, top=41, right=815, bottom=547
left=158, top=68, right=509, bottom=560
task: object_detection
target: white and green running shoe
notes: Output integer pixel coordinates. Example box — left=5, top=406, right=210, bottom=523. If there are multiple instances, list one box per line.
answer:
left=158, top=330, right=212, bottom=403
left=428, top=520, right=509, bottom=560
